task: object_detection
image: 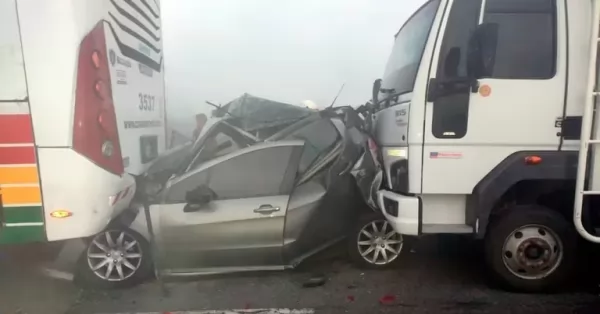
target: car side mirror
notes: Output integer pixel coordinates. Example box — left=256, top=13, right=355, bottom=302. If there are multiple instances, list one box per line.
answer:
left=467, top=22, right=499, bottom=79
left=183, top=185, right=216, bottom=212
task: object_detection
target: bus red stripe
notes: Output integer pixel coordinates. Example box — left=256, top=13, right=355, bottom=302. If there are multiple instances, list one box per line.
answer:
left=0, top=115, right=34, bottom=144
left=0, top=147, right=36, bottom=164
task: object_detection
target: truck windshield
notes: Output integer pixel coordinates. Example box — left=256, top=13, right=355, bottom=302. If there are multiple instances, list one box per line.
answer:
left=380, top=0, right=441, bottom=100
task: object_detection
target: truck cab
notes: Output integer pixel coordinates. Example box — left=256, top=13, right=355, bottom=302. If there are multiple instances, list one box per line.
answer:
left=373, top=0, right=595, bottom=292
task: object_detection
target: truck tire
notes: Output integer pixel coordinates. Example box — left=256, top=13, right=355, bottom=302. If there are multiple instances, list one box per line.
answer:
left=75, top=227, right=154, bottom=289
left=347, top=212, right=404, bottom=269
left=484, top=205, right=576, bottom=292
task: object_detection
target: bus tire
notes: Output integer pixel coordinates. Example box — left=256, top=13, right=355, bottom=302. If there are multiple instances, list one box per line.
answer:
left=484, top=205, right=576, bottom=292
left=75, top=227, right=153, bottom=289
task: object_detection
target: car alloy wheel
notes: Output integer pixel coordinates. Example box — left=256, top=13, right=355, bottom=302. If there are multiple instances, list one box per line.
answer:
left=86, top=230, right=143, bottom=282
left=357, top=219, right=403, bottom=265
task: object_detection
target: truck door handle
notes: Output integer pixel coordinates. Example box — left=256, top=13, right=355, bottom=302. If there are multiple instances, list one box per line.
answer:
left=253, top=205, right=280, bottom=214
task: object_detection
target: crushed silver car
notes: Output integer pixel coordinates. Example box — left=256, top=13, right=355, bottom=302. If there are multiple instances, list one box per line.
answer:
left=75, top=95, right=402, bottom=288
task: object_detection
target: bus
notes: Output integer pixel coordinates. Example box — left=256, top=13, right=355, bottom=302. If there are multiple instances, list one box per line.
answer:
left=0, top=0, right=166, bottom=245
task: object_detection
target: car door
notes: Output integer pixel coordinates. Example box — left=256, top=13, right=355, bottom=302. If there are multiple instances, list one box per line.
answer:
left=155, top=141, right=303, bottom=273
left=281, top=116, right=370, bottom=263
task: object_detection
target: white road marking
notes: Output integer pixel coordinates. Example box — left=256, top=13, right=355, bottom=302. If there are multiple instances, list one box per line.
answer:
left=103, top=309, right=315, bottom=314
left=40, top=267, right=74, bottom=281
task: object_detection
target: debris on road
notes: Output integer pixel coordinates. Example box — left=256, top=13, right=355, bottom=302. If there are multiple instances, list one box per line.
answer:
left=302, top=274, right=326, bottom=288
left=378, top=294, right=396, bottom=306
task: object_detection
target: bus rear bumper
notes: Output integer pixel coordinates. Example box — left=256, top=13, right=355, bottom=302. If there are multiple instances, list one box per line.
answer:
left=37, top=148, right=136, bottom=242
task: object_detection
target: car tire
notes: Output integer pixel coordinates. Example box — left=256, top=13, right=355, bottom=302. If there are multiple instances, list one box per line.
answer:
left=347, top=212, right=404, bottom=269
left=75, top=227, right=154, bottom=289
left=484, top=205, right=577, bottom=293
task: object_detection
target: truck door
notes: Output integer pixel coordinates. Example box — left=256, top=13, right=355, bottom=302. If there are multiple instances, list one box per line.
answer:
left=422, top=0, right=565, bottom=195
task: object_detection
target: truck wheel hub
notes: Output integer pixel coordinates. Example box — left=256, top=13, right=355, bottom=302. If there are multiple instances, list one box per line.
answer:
left=502, top=225, right=563, bottom=280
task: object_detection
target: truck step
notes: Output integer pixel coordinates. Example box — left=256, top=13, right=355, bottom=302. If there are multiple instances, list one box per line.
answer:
left=421, top=224, right=473, bottom=234
left=582, top=190, right=600, bottom=195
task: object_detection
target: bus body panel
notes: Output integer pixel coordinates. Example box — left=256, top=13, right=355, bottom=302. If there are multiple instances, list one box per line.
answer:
left=16, top=0, right=78, bottom=147
left=0, top=0, right=44, bottom=245
left=38, top=148, right=135, bottom=241
left=17, top=0, right=166, bottom=174
left=0, top=0, right=27, bottom=101
left=0, top=108, right=45, bottom=244
left=0, top=0, right=166, bottom=243
left=102, top=0, right=166, bottom=175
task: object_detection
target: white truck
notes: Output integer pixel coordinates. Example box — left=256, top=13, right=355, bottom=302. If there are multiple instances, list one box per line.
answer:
left=373, top=0, right=600, bottom=292
left=0, top=0, right=166, bottom=244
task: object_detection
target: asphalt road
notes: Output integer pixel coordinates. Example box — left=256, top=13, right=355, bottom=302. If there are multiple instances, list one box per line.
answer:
left=2, top=235, right=600, bottom=314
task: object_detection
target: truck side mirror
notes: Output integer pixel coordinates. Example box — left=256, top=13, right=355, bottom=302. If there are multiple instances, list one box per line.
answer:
left=372, top=79, right=382, bottom=106
left=467, top=23, right=499, bottom=79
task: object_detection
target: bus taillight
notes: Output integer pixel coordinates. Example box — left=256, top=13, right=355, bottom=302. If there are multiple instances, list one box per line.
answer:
left=73, top=22, right=124, bottom=175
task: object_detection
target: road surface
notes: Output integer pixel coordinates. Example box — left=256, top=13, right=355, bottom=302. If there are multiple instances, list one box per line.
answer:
left=1, top=235, right=599, bottom=314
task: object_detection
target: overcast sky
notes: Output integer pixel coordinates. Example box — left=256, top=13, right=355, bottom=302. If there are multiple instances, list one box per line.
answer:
left=161, top=0, right=424, bottom=132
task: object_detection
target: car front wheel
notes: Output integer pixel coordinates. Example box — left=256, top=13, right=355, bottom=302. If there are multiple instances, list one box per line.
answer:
left=348, top=212, right=404, bottom=269
left=75, top=227, right=153, bottom=289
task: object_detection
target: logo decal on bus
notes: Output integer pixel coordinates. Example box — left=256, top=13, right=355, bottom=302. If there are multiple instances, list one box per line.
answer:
left=116, top=70, right=127, bottom=85
left=139, top=63, right=153, bottom=77
left=109, top=49, right=132, bottom=68
left=109, top=49, right=116, bottom=66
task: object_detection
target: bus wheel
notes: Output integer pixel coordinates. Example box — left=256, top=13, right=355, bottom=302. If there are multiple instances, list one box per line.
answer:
left=76, top=227, right=153, bottom=289
left=484, top=205, right=576, bottom=292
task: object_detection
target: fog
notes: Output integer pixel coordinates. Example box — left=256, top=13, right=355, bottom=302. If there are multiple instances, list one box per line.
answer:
left=162, top=0, right=424, bottom=135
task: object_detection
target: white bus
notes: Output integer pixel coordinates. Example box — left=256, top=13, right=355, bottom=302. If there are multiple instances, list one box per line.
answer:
left=0, top=0, right=166, bottom=245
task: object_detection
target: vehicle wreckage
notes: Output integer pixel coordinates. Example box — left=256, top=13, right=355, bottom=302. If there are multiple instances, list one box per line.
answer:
left=74, top=94, right=400, bottom=288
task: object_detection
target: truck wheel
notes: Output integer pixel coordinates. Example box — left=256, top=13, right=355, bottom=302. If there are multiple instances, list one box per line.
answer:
left=484, top=205, right=576, bottom=292
left=348, top=212, right=404, bottom=269
left=75, top=227, right=153, bottom=289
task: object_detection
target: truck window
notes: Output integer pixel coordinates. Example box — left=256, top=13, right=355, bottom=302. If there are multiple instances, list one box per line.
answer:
left=483, top=0, right=557, bottom=79
left=432, top=0, right=482, bottom=139
left=379, top=0, right=441, bottom=99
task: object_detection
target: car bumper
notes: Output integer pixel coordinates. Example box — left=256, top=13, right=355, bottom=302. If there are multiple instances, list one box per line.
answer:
left=377, top=190, right=420, bottom=236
